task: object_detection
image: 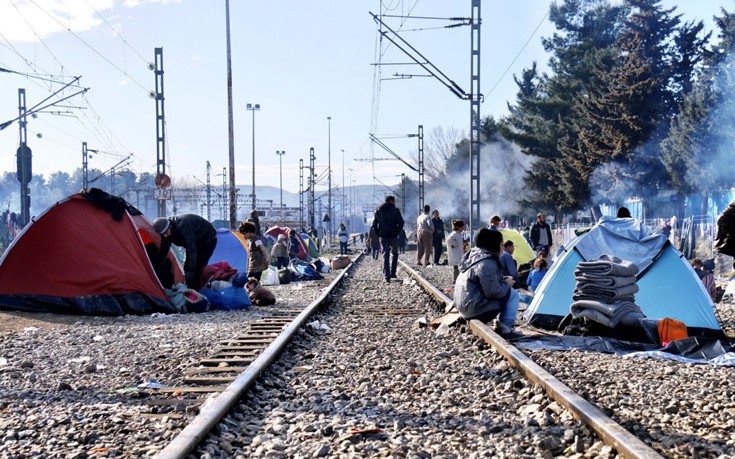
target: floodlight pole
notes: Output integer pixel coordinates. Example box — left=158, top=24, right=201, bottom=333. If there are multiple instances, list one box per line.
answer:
left=225, top=0, right=237, bottom=228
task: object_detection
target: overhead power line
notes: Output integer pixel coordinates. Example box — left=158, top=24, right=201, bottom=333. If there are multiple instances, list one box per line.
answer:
left=26, top=0, right=150, bottom=93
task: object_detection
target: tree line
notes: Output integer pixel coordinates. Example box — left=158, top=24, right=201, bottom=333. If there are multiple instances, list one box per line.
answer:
left=419, top=0, right=735, bottom=222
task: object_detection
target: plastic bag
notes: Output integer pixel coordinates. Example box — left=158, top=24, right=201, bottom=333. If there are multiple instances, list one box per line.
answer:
left=262, top=266, right=280, bottom=286
left=201, top=286, right=251, bottom=310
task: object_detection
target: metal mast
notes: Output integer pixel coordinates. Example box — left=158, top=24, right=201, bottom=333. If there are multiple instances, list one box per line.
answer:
left=154, top=47, right=166, bottom=218
left=206, top=161, right=212, bottom=221
left=82, top=142, right=89, bottom=191
left=309, top=147, right=316, bottom=230
left=469, top=0, right=481, bottom=233
left=418, top=124, right=424, bottom=212
left=17, top=89, right=30, bottom=226
left=327, top=116, right=332, bottom=239
left=299, top=158, right=305, bottom=228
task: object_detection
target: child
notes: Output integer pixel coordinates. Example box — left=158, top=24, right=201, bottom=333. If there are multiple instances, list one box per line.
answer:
left=245, top=277, right=276, bottom=306
left=368, top=227, right=380, bottom=260
left=446, top=219, right=466, bottom=282
left=527, top=257, right=549, bottom=292
left=238, top=221, right=270, bottom=281
left=271, top=234, right=290, bottom=269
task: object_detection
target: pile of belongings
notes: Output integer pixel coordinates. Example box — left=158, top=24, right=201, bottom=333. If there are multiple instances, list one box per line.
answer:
left=570, top=254, right=645, bottom=329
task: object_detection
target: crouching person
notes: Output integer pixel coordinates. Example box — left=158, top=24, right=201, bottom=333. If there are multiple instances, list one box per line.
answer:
left=453, top=228, right=520, bottom=336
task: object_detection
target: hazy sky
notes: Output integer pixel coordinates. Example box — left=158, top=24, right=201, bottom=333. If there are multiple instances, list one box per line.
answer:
left=0, top=0, right=727, bottom=194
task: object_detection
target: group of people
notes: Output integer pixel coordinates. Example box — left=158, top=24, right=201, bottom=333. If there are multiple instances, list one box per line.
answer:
left=150, top=209, right=299, bottom=292
left=415, top=205, right=447, bottom=266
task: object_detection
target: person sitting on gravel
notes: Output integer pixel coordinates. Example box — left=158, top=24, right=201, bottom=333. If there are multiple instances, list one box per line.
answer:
left=453, top=228, right=520, bottom=336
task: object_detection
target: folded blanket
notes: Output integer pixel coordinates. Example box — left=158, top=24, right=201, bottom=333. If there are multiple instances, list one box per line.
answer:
left=574, top=282, right=639, bottom=297
left=573, top=274, right=637, bottom=288
left=570, top=299, right=645, bottom=328
left=576, top=254, right=639, bottom=277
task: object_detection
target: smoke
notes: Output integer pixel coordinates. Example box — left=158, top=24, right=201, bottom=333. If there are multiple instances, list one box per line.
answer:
left=589, top=52, right=735, bottom=212
left=420, top=139, right=536, bottom=226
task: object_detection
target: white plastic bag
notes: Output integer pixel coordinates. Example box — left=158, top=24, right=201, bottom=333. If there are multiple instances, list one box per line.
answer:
left=262, top=266, right=280, bottom=286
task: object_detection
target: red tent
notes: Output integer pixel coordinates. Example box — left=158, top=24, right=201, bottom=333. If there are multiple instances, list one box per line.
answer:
left=0, top=191, right=181, bottom=315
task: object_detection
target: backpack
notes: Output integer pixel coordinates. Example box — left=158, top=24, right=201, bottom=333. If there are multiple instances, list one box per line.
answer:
left=278, top=268, right=292, bottom=285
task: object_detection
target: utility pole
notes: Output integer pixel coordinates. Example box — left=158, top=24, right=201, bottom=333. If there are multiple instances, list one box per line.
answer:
left=206, top=161, right=212, bottom=220
left=225, top=0, right=237, bottom=229
left=469, top=0, right=481, bottom=234
left=418, top=124, right=424, bottom=212
left=309, top=147, right=316, bottom=231
left=221, top=167, right=227, bottom=221
left=299, top=158, right=305, bottom=229
left=327, top=116, right=332, bottom=240
left=17, top=89, right=30, bottom=226
left=82, top=142, right=93, bottom=191
left=401, top=173, right=406, bottom=216
left=154, top=47, right=167, bottom=218
left=276, top=150, right=286, bottom=223
left=246, top=103, right=261, bottom=211
left=341, top=148, right=345, bottom=226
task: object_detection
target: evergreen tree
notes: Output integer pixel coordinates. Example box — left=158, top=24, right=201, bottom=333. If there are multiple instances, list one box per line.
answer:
left=501, top=0, right=628, bottom=211
left=661, top=9, right=735, bottom=202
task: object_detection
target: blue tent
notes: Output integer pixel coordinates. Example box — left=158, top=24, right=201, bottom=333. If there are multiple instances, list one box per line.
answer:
left=524, top=217, right=721, bottom=335
left=209, top=228, right=249, bottom=274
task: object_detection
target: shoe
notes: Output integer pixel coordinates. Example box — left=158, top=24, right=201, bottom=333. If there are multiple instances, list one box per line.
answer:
left=384, top=278, right=391, bottom=283
left=490, top=319, right=512, bottom=336
left=416, top=262, right=423, bottom=266
left=390, top=274, right=397, bottom=279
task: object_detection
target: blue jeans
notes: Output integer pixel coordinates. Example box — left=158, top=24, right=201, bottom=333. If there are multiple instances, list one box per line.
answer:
left=474, top=288, right=520, bottom=329
left=499, top=289, right=520, bottom=328
left=380, top=237, right=398, bottom=280
left=339, top=241, right=348, bottom=255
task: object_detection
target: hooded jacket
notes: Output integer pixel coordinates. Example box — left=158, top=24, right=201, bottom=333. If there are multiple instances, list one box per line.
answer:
left=453, top=247, right=510, bottom=320
left=372, top=202, right=404, bottom=238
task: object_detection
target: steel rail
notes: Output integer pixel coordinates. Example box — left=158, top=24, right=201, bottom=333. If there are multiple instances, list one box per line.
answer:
left=156, top=254, right=362, bottom=459
left=397, top=259, right=663, bottom=459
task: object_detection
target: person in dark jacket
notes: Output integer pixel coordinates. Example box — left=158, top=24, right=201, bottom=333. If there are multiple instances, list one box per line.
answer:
left=453, top=228, right=520, bottom=335
left=247, top=210, right=262, bottom=236
left=398, top=228, right=407, bottom=254
left=715, top=201, right=735, bottom=265
left=372, top=195, right=405, bottom=282
left=431, top=210, right=445, bottom=264
left=153, top=214, right=217, bottom=290
left=530, top=213, right=553, bottom=251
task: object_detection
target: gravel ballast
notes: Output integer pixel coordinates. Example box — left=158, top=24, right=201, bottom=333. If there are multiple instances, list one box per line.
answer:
left=196, top=255, right=606, bottom=458
left=0, top=272, right=337, bottom=459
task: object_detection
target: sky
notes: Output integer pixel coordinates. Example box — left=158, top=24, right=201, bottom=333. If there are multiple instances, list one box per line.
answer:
left=0, top=0, right=729, bottom=197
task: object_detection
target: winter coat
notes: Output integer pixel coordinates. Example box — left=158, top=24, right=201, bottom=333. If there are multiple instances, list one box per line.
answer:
left=715, top=201, right=735, bottom=257
left=338, top=228, right=349, bottom=243
left=159, top=214, right=217, bottom=275
left=368, top=227, right=380, bottom=249
left=453, top=247, right=510, bottom=320
left=499, top=250, right=519, bottom=283
left=271, top=240, right=289, bottom=258
left=432, top=217, right=445, bottom=242
left=372, top=202, right=405, bottom=238
left=530, top=221, right=553, bottom=249
left=446, top=231, right=465, bottom=266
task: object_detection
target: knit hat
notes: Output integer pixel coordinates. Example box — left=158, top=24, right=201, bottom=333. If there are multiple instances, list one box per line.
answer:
left=153, top=217, right=171, bottom=234
left=278, top=234, right=286, bottom=241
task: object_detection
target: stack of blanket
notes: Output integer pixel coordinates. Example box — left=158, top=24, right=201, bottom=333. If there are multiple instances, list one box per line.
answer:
left=570, top=254, right=645, bottom=328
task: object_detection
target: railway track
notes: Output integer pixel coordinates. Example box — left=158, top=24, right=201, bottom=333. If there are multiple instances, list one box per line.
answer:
left=153, top=254, right=667, bottom=458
